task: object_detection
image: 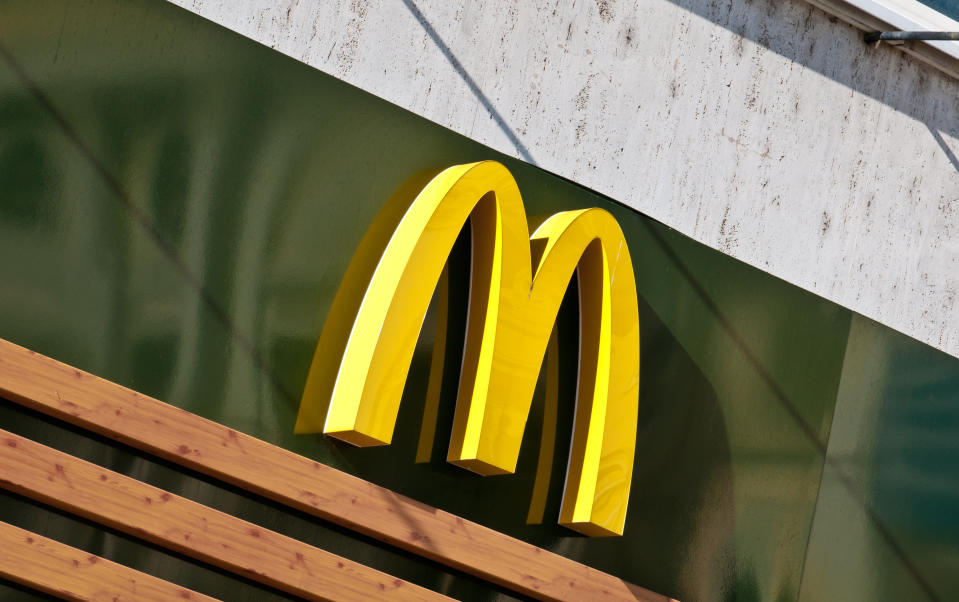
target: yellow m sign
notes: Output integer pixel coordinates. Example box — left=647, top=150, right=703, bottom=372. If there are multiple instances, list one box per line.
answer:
left=295, top=161, right=639, bottom=536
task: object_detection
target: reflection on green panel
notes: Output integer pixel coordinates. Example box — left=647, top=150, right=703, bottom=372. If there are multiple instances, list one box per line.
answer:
left=799, top=315, right=959, bottom=602
left=0, top=1, right=956, bottom=601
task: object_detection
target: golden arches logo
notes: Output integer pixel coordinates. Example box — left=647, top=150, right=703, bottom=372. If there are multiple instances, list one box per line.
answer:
left=295, top=161, right=639, bottom=536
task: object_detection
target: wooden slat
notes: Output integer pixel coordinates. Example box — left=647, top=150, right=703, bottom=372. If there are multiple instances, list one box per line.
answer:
left=0, top=338, right=675, bottom=602
left=0, top=430, right=448, bottom=602
left=0, top=520, right=218, bottom=601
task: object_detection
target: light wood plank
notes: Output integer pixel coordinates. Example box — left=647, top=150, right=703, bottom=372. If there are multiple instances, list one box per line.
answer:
left=0, top=429, right=449, bottom=602
left=0, top=338, right=675, bottom=602
left=0, top=520, right=218, bottom=601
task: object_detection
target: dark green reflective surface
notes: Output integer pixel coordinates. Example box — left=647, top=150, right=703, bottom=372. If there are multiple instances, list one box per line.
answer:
left=798, top=315, right=959, bottom=602
left=0, top=1, right=957, bottom=601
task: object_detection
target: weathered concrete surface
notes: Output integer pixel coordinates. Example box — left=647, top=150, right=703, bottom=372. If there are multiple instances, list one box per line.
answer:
left=169, top=0, right=959, bottom=358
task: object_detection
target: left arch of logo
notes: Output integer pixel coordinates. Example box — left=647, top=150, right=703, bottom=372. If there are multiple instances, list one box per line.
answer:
left=295, top=161, right=639, bottom=536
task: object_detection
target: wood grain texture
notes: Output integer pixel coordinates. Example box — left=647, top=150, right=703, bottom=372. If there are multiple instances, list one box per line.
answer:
left=0, top=430, right=448, bottom=602
left=0, top=338, right=674, bottom=602
left=0, top=520, right=218, bottom=601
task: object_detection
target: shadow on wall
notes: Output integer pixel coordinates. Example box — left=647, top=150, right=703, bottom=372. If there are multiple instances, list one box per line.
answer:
left=662, top=0, right=959, bottom=142
left=399, top=0, right=959, bottom=171
left=613, top=295, right=737, bottom=601
left=401, top=0, right=538, bottom=166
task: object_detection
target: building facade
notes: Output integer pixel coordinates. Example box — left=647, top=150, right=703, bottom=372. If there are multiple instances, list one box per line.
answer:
left=1, top=1, right=958, bottom=601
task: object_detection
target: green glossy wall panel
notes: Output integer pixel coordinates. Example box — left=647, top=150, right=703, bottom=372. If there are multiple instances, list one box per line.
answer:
left=798, top=315, right=959, bottom=602
left=0, top=1, right=956, bottom=601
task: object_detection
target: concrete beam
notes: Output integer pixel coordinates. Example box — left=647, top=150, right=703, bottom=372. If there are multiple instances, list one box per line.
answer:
left=169, top=0, right=959, bottom=358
